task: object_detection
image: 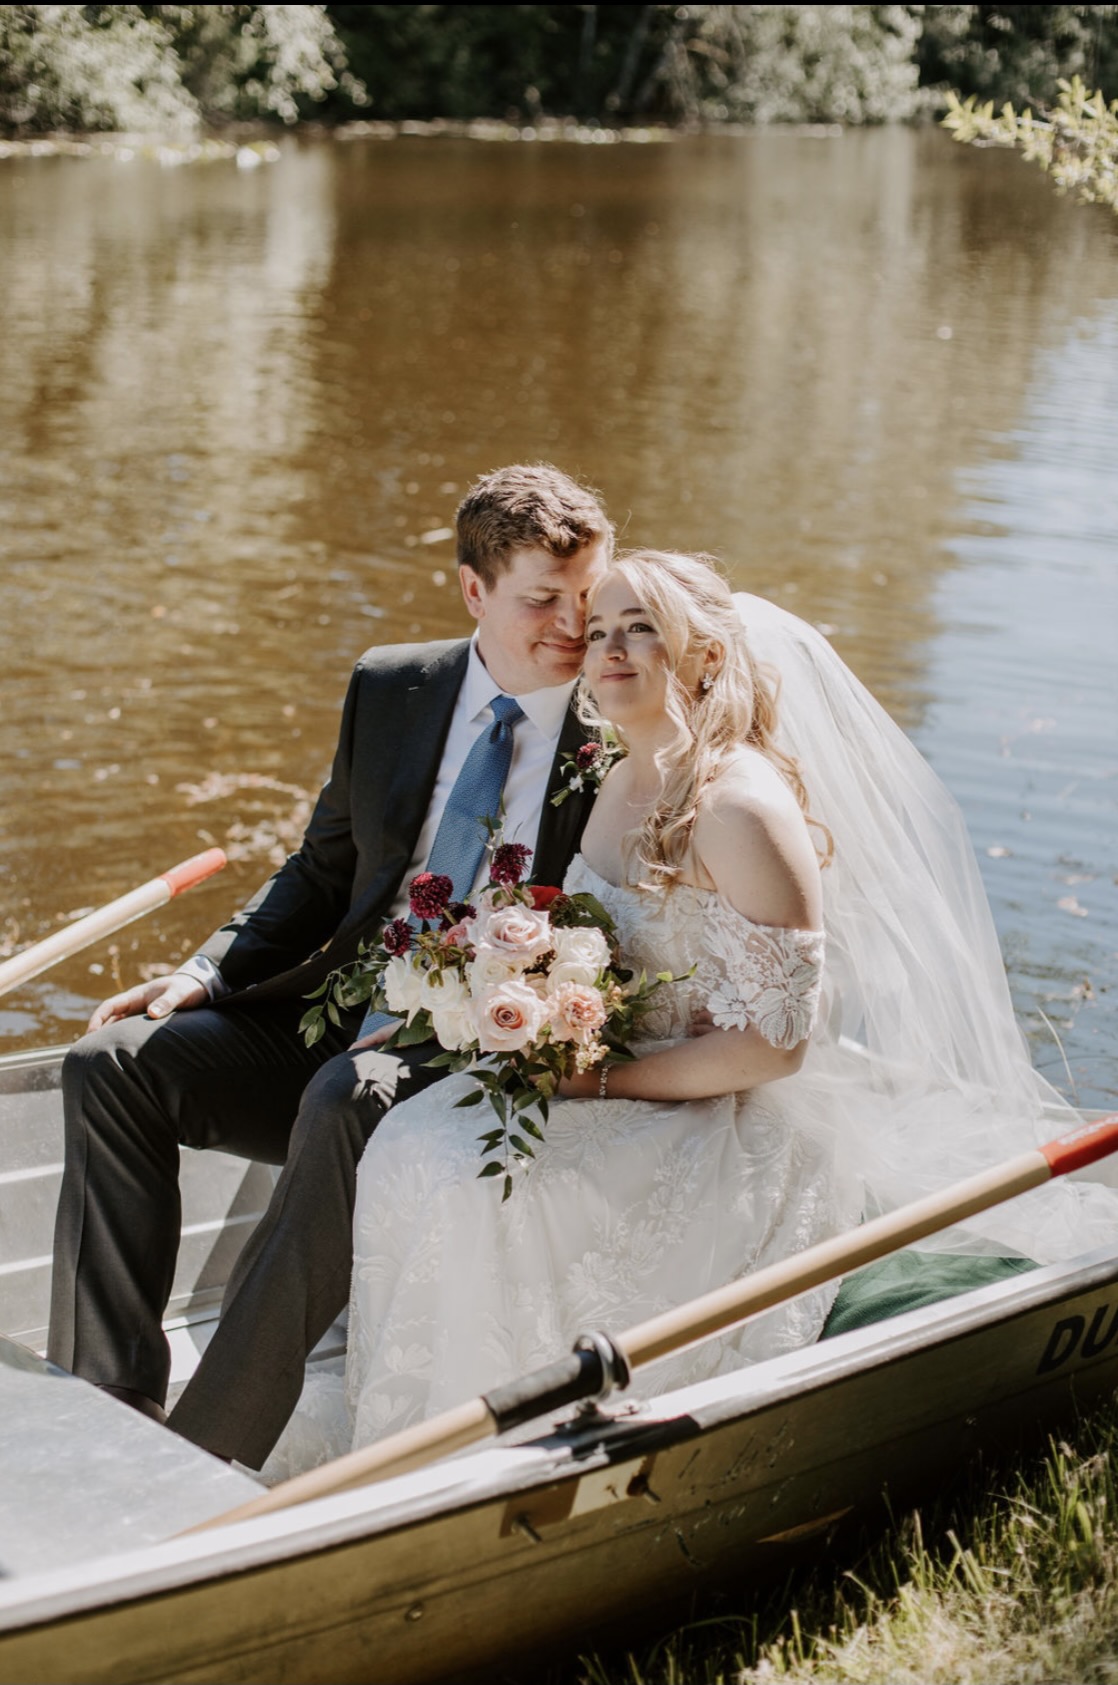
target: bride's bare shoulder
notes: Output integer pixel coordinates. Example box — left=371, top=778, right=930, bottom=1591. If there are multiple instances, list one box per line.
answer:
left=691, top=750, right=822, bottom=930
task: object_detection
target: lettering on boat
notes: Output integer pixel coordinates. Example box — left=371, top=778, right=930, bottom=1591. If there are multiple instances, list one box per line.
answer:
left=1037, top=1301, right=1118, bottom=1373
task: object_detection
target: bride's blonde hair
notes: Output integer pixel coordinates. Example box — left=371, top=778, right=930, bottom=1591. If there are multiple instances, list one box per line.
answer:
left=579, top=549, right=831, bottom=887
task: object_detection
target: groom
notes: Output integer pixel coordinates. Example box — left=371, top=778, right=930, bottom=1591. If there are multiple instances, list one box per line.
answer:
left=48, top=462, right=613, bottom=1468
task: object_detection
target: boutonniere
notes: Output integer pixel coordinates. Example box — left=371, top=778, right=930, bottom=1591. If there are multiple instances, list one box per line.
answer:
left=551, top=731, right=625, bottom=806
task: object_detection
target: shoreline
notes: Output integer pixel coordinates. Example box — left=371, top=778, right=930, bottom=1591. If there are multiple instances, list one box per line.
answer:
left=0, top=114, right=865, bottom=164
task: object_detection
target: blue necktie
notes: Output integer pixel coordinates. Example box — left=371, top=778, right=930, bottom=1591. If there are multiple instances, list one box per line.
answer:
left=357, top=694, right=524, bottom=1040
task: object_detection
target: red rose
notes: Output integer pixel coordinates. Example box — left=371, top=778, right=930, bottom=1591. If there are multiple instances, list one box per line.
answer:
left=576, top=743, right=603, bottom=771
left=530, top=886, right=565, bottom=911
left=408, top=872, right=454, bottom=922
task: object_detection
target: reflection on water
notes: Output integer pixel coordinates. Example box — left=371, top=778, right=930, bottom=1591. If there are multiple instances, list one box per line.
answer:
left=1, top=128, right=1115, bottom=1101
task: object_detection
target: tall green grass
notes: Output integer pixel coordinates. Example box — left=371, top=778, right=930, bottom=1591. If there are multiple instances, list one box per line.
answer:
left=570, top=1404, right=1118, bottom=1685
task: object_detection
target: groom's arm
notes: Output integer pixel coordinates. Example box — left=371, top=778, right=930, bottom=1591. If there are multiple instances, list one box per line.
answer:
left=192, top=662, right=366, bottom=990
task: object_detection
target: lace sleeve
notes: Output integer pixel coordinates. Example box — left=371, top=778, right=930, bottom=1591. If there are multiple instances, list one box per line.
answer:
left=704, top=921, right=825, bottom=1050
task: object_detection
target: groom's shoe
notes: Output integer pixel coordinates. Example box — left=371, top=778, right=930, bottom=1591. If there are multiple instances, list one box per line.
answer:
left=97, top=1383, right=167, bottom=1425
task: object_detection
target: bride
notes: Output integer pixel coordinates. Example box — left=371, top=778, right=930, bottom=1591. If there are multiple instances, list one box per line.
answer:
left=261, top=551, right=1118, bottom=1479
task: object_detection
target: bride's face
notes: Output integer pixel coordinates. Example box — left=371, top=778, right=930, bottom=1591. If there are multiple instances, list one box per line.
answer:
left=583, top=574, right=674, bottom=726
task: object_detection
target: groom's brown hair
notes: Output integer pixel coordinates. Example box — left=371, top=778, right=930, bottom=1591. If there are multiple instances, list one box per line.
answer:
left=456, top=463, right=612, bottom=588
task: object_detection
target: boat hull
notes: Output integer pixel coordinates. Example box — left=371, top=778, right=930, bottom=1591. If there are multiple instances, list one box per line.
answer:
left=3, top=1249, right=1118, bottom=1684
left=3, top=1044, right=1118, bottom=1683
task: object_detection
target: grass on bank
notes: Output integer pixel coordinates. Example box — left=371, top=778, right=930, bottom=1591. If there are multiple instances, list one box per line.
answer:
left=570, top=1402, right=1118, bottom=1685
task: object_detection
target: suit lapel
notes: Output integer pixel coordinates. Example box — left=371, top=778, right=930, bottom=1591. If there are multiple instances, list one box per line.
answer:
left=318, top=641, right=469, bottom=966
left=382, top=641, right=470, bottom=858
left=531, top=701, right=597, bottom=889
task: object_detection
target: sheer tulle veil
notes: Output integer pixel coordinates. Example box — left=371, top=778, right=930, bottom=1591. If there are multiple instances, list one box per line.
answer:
left=735, top=592, right=1117, bottom=1263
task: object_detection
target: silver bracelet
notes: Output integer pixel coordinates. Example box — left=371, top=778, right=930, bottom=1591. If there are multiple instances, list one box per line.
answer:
left=598, top=1062, right=611, bottom=1100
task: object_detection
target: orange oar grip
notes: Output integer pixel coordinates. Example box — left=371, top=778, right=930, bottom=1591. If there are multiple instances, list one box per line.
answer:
left=1040, top=1114, right=1118, bottom=1177
left=158, top=848, right=227, bottom=899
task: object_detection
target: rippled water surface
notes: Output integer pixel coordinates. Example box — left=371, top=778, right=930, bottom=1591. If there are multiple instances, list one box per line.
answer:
left=1, top=128, right=1115, bottom=1103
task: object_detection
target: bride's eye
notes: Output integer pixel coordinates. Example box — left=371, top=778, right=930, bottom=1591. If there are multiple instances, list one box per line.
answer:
left=586, top=628, right=606, bottom=641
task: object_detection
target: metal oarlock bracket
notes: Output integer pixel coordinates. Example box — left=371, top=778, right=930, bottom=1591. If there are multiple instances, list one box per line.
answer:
left=573, top=1330, right=631, bottom=1405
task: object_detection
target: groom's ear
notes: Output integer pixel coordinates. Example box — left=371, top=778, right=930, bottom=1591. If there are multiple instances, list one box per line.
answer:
left=459, top=564, right=485, bottom=622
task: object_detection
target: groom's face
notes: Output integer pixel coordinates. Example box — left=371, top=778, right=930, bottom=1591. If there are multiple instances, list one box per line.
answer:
left=461, top=539, right=611, bottom=694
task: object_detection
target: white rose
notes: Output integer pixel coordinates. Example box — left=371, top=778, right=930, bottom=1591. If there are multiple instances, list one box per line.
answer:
left=468, top=951, right=522, bottom=993
left=551, top=926, right=610, bottom=976
left=382, top=955, right=427, bottom=1021
left=421, top=971, right=475, bottom=1051
left=546, top=958, right=599, bottom=989
left=471, top=980, right=548, bottom=1054
left=472, top=902, right=554, bottom=968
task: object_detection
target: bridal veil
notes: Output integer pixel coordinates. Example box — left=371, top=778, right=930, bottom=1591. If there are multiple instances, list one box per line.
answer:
left=735, top=592, right=1116, bottom=1263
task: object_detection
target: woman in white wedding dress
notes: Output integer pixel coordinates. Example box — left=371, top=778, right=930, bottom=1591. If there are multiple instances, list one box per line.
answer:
left=262, top=552, right=1118, bottom=1480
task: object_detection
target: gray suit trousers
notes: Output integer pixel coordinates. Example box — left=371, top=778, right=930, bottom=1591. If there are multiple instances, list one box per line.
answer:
left=48, top=1001, right=444, bottom=1468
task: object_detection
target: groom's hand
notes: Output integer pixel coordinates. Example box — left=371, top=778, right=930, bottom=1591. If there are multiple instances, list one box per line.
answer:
left=689, top=1008, right=718, bottom=1037
left=88, top=974, right=207, bottom=1032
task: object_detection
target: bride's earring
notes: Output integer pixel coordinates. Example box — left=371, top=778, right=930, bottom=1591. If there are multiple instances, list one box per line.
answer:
left=700, top=673, right=714, bottom=694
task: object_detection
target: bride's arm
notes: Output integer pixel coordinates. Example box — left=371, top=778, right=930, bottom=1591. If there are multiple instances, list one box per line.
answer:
left=561, top=774, right=823, bottom=1103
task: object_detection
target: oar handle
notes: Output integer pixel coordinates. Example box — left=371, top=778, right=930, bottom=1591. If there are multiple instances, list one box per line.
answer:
left=0, top=848, right=227, bottom=997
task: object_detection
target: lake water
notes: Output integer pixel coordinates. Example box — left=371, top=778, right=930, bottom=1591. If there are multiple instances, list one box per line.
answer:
left=0, top=125, right=1115, bottom=1106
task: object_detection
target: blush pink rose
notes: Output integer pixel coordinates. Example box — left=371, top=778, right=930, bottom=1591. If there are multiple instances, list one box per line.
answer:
left=472, top=902, right=553, bottom=968
left=471, top=980, right=548, bottom=1053
left=547, top=981, right=608, bottom=1045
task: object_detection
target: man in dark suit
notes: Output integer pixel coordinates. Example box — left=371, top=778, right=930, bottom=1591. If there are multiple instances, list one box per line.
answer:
left=48, top=463, right=612, bottom=1468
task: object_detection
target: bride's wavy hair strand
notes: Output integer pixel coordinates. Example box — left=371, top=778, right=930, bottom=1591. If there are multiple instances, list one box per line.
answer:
left=579, top=549, right=831, bottom=887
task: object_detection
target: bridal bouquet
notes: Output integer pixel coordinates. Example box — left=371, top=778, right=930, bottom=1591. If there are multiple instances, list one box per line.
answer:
left=301, top=841, right=676, bottom=1199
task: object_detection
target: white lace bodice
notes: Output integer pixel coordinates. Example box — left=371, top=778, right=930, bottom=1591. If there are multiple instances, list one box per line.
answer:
left=563, top=854, right=824, bottom=1050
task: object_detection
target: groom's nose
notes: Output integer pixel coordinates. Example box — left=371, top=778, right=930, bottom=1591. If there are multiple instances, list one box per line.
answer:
left=552, top=596, right=585, bottom=640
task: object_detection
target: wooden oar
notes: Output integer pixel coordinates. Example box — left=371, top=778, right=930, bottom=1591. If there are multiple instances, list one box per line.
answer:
left=187, top=1111, right=1118, bottom=1534
left=0, top=848, right=227, bottom=998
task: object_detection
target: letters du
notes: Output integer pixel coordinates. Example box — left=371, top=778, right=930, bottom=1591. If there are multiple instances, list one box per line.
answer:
left=1037, top=1301, right=1118, bottom=1373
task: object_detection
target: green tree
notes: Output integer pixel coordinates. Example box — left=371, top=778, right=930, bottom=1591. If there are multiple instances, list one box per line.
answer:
left=0, top=4, right=194, bottom=132
left=0, top=3, right=363, bottom=133
left=918, top=4, right=1118, bottom=109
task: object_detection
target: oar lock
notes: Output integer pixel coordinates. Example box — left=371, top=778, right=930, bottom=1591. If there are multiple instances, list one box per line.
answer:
left=482, top=1329, right=631, bottom=1436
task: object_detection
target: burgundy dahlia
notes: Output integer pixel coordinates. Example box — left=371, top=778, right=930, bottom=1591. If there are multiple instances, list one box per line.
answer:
left=576, top=743, right=603, bottom=771
left=490, top=841, right=532, bottom=886
left=408, top=872, right=454, bottom=922
left=382, top=918, right=412, bottom=956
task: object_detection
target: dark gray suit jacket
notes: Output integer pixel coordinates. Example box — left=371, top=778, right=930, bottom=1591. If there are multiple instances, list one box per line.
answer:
left=197, top=639, right=597, bottom=1006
